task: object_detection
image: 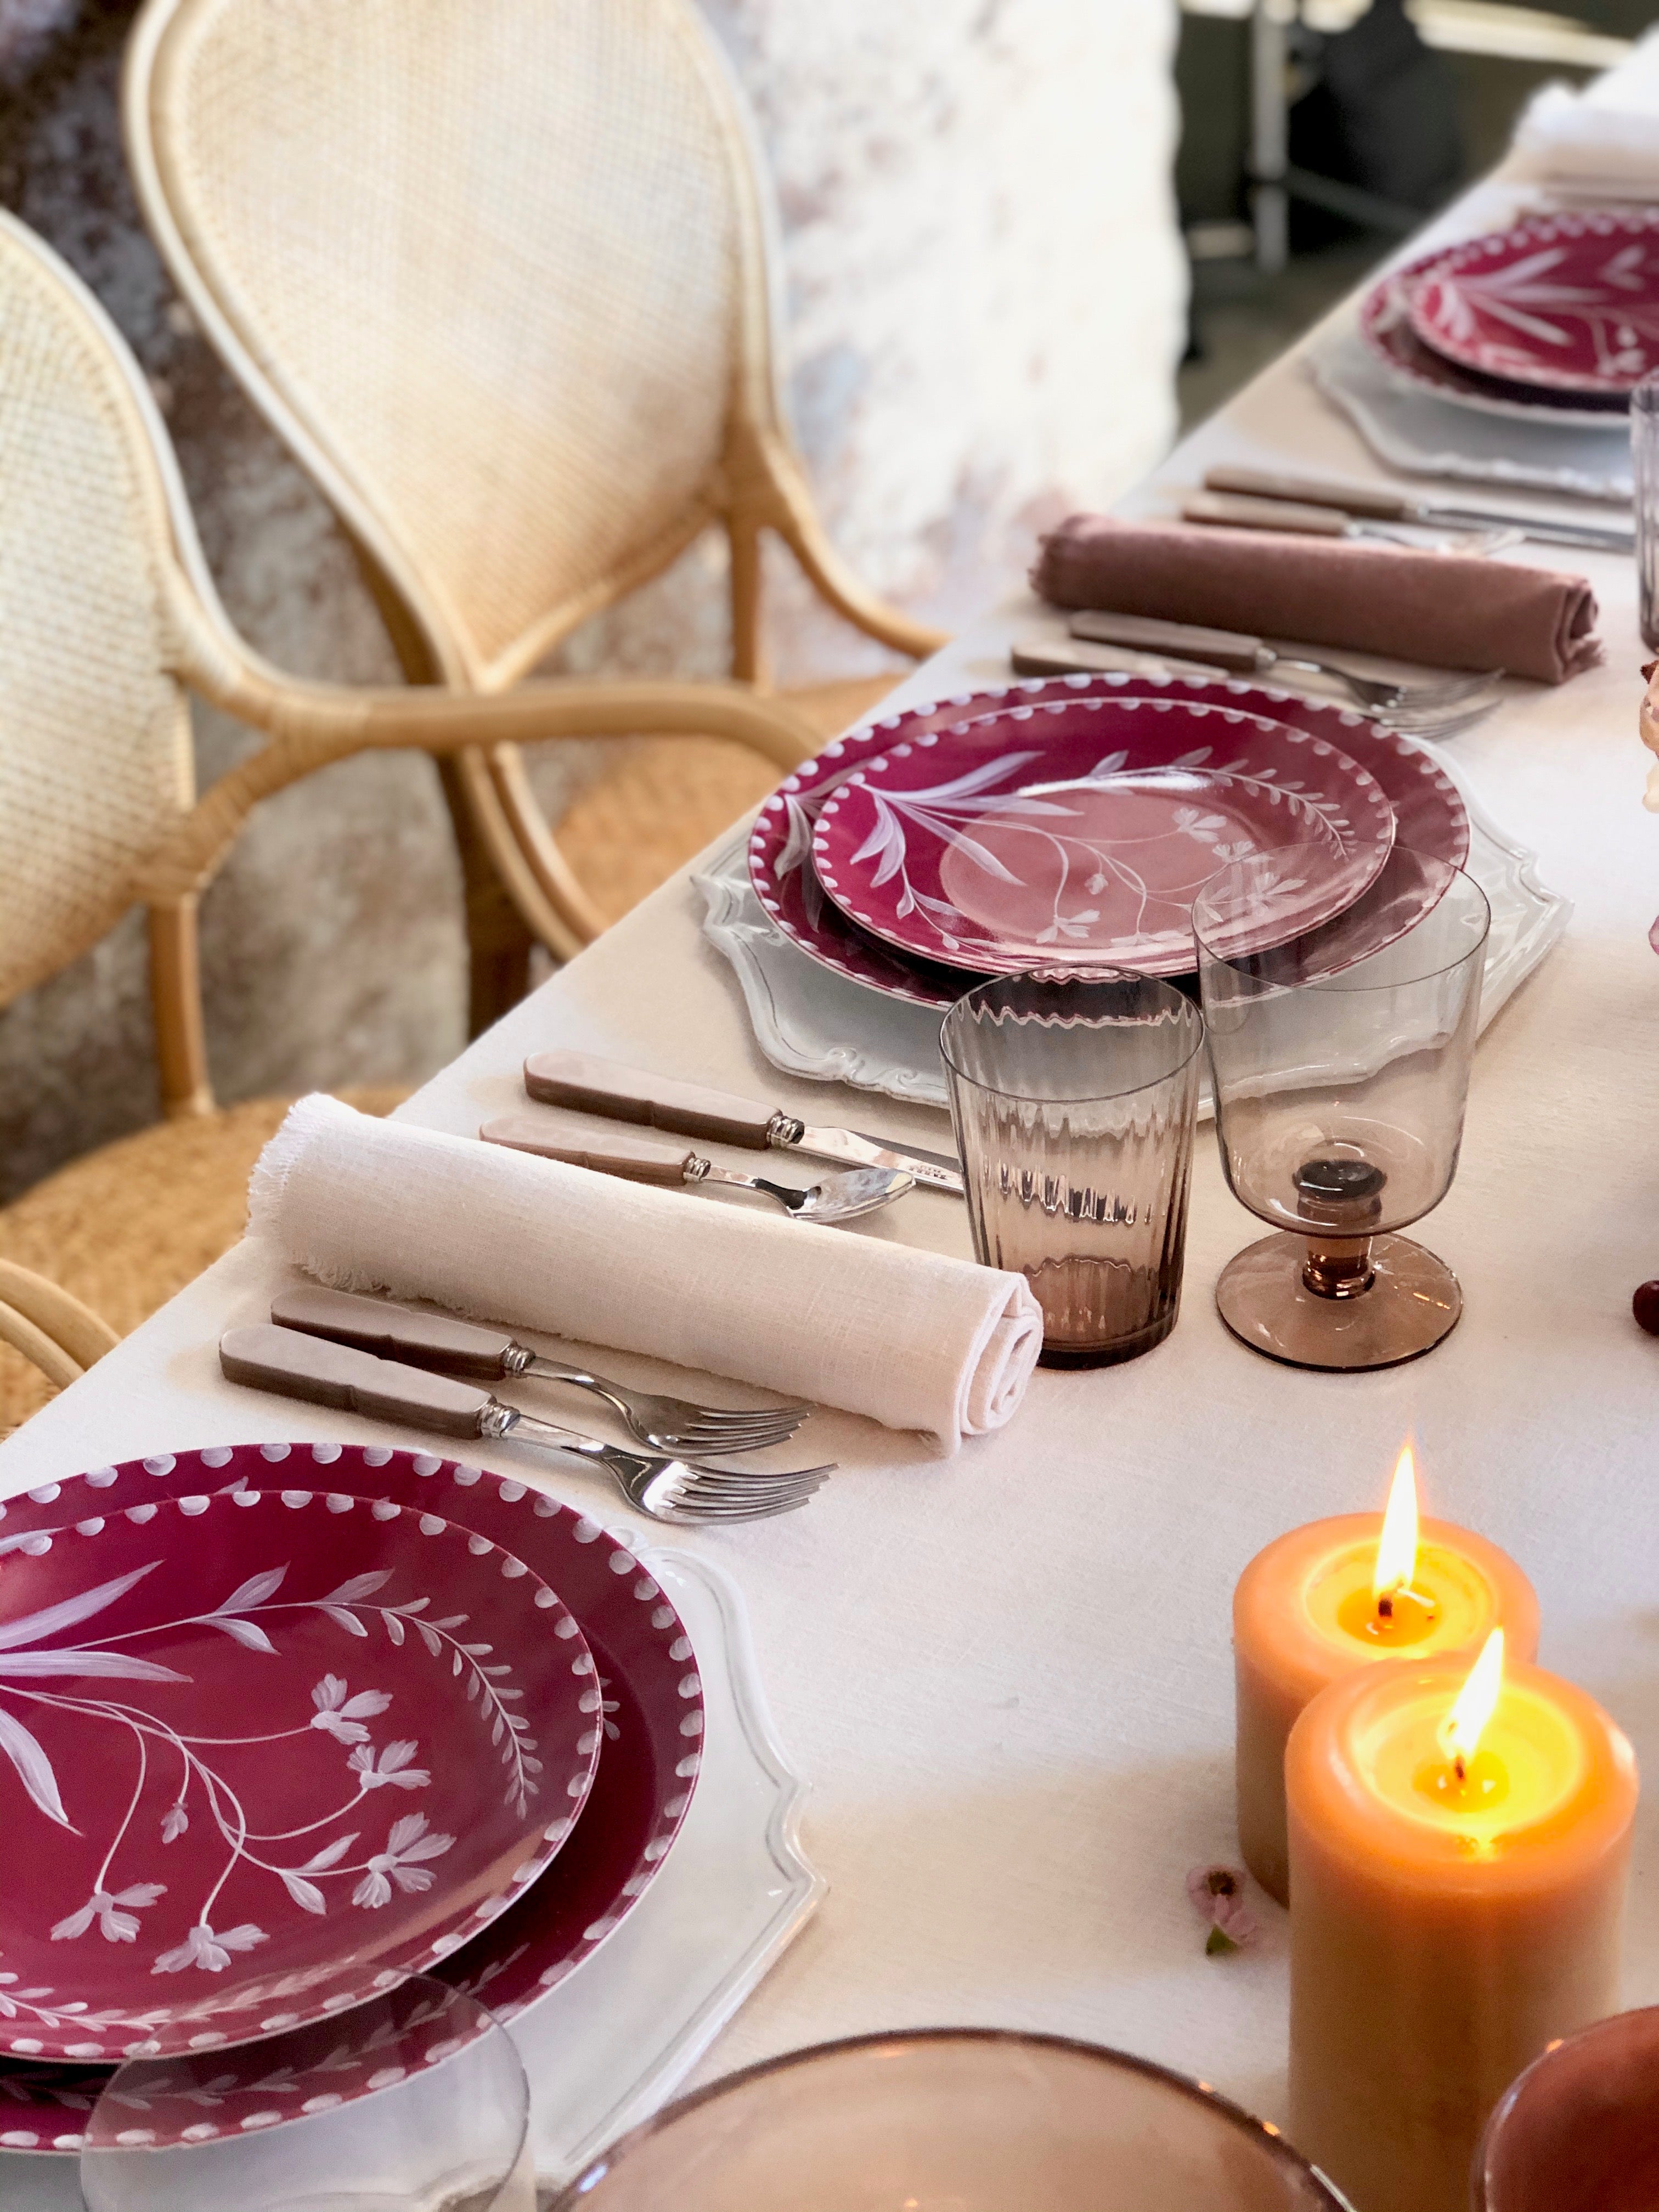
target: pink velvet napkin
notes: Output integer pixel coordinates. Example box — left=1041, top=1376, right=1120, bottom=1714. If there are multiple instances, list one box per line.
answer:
left=1032, top=516, right=1602, bottom=685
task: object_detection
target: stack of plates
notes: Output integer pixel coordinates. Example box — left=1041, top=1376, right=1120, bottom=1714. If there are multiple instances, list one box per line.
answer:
left=747, top=675, right=1471, bottom=1008
left=1358, top=206, right=1659, bottom=426
left=0, top=1445, right=702, bottom=2154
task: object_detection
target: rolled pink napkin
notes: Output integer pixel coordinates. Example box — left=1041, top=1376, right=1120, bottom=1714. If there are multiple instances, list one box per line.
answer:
left=1032, top=515, right=1602, bottom=685
left=248, top=1095, right=1043, bottom=1453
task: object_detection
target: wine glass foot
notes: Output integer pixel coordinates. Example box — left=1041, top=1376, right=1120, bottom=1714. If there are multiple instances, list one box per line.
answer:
left=1215, top=1232, right=1463, bottom=1372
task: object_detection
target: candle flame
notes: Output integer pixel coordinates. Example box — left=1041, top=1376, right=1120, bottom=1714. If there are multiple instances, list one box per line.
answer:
left=1372, top=1440, right=1419, bottom=1604
left=1440, top=1629, right=1505, bottom=1769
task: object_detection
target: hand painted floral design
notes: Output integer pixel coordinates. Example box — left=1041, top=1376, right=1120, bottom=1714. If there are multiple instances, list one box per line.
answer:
left=0, top=1549, right=531, bottom=2002
left=811, top=706, right=1391, bottom=972
left=352, top=1815, right=456, bottom=1909
left=49, top=1886, right=166, bottom=1945
left=309, top=1675, right=391, bottom=1743
left=1410, top=212, right=1659, bottom=395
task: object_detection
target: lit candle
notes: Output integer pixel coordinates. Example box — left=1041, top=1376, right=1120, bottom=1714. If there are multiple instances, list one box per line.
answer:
left=1234, top=1443, right=1539, bottom=1902
left=1286, top=1634, right=1638, bottom=2212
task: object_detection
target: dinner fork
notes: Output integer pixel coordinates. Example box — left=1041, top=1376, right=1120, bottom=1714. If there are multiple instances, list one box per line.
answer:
left=270, top=1286, right=810, bottom=1456
left=220, top=1326, right=832, bottom=1525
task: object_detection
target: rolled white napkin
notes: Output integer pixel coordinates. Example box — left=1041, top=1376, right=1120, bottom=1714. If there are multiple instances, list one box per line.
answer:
left=1511, top=55, right=1659, bottom=195
left=248, top=1094, right=1043, bottom=1453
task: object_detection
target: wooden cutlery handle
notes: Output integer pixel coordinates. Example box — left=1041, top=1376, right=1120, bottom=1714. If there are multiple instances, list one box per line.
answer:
left=219, top=1323, right=492, bottom=1436
left=1011, top=639, right=1228, bottom=681
left=1204, top=463, right=1410, bottom=521
left=1068, top=609, right=1266, bottom=674
left=271, top=1285, right=515, bottom=1380
left=1183, top=490, right=1351, bottom=538
left=482, top=1111, right=695, bottom=1187
left=523, top=1049, right=774, bottom=1148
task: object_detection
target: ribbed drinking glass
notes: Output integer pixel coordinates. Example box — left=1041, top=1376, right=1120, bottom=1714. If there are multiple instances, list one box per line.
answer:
left=1635, top=369, right=1659, bottom=652
left=1194, top=847, right=1489, bottom=1372
left=940, top=972, right=1204, bottom=1366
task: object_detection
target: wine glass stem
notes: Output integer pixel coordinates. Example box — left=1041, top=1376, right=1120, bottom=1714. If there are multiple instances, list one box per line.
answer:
left=1301, top=1233, right=1376, bottom=1299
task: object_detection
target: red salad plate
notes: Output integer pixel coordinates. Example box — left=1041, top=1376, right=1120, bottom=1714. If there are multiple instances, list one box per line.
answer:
left=0, top=1489, right=599, bottom=2062
left=0, top=1443, right=700, bottom=2151
left=748, top=675, right=1465, bottom=1003
left=1408, top=210, right=1659, bottom=398
left=808, top=694, right=1395, bottom=977
left=1359, top=255, right=1629, bottom=424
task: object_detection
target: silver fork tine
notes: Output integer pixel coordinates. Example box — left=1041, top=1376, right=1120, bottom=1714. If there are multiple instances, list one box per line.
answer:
left=668, top=1488, right=816, bottom=1521
left=678, top=1469, right=832, bottom=1499
left=680, top=1476, right=830, bottom=1505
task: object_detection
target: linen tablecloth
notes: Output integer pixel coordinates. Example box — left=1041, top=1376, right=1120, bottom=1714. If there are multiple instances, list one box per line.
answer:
left=3, top=141, right=1658, bottom=2193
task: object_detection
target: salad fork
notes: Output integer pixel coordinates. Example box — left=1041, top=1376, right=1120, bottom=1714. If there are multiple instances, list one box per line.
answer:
left=270, top=1286, right=810, bottom=1456
left=221, top=1326, right=831, bottom=1525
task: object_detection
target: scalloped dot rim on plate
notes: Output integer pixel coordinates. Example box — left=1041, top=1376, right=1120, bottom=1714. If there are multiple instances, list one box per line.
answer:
left=747, top=673, right=1463, bottom=1002
left=0, top=1489, right=599, bottom=2061
left=1408, top=209, right=1659, bottom=398
left=0, top=1442, right=702, bottom=2142
left=806, top=693, right=1397, bottom=978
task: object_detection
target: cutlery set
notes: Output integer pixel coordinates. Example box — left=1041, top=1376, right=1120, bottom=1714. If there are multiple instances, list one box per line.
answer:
left=218, top=1063, right=970, bottom=1519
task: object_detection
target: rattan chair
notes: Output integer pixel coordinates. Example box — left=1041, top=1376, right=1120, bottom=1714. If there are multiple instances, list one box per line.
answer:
left=0, top=207, right=817, bottom=1427
left=123, top=0, right=947, bottom=1020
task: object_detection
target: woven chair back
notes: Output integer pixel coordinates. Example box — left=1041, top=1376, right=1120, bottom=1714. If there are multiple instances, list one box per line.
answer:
left=128, top=0, right=779, bottom=694
left=0, top=213, right=198, bottom=1009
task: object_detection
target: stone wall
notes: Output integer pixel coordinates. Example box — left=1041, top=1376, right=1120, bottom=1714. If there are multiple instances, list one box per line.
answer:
left=0, top=0, right=1183, bottom=1201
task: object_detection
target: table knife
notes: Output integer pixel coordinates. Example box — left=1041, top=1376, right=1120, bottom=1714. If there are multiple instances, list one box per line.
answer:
left=1203, top=464, right=1635, bottom=552
left=522, top=1050, right=965, bottom=1197
left=1181, top=489, right=1519, bottom=554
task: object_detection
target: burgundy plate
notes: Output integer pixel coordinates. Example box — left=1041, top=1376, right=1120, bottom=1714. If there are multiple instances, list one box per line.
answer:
left=0, top=1442, right=701, bottom=2149
left=747, top=675, right=1466, bottom=1003
left=809, top=695, right=1395, bottom=977
left=1359, top=255, right=1630, bottom=424
left=0, top=1491, right=598, bottom=2061
left=1409, top=210, right=1659, bottom=397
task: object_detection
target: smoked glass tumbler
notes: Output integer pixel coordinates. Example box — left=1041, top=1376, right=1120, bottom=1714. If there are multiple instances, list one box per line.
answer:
left=1194, top=848, right=1489, bottom=1372
left=78, top=1976, right=532, bottom=2212
left=940, top=972, right=1204, bottom=1366
left=1635, top=369, right=1659, bottom=652
left=549, top=2028, right=1351, bottom=2212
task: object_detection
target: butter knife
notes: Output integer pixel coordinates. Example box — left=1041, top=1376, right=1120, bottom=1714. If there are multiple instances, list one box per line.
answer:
left=1203, top=464, right=1634, bottom=553
left=522, top=1050, right=966, bottom=1197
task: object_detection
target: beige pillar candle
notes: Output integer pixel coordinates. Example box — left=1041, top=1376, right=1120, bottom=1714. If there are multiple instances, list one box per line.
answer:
left=1286, top=1635, right=1638, bottom=2212
left=1234, top=1446, right=1538, bottom=1902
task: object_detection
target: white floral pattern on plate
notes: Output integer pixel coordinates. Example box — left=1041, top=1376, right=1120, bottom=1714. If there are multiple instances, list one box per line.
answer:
left=1359, top=256, right=1630, bottom=425
left=1409, top=210, right=1659, bottom=396
left=747, top=674, right=1466, bottom=1005
left=809, top=697, right=1395, bottom=977
left=0, top=1491, right=600, bottom=2059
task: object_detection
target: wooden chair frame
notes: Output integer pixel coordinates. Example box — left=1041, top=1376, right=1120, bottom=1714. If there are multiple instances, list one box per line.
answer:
left=122, top=0, right=947, bottom=1014
left=0, top=209, right=821, bottom=1129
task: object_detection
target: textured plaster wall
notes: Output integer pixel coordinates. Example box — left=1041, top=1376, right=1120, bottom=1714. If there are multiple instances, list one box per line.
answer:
left=0, top=0, right=1183, bottom=1201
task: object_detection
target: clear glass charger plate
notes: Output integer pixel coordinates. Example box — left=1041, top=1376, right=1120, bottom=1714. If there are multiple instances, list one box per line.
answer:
left=0, top=1544, right=822, bottom=2208
left=696, top=757, right=1571, bottom=1111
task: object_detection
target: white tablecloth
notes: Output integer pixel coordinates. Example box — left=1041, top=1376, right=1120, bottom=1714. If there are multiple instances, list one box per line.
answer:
left=4, top=161, right=1658, bottom=2168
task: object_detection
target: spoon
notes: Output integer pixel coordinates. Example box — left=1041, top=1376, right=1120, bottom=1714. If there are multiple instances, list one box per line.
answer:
left=481, top=1115, right=913, bottom=1224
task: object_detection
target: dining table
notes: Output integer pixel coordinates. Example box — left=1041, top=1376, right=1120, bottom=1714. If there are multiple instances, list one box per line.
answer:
left=6, top=124, right=1659, bottom=2210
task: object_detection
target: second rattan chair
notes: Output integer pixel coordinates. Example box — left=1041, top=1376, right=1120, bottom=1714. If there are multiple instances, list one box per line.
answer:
left=123, top=0, right=947, bottom=1016
left=0, top=207, right=817, bottom=1429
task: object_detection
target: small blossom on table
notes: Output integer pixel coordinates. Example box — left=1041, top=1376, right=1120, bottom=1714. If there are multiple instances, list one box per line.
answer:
left=1186, top=1865, right=1257, bottom=1955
